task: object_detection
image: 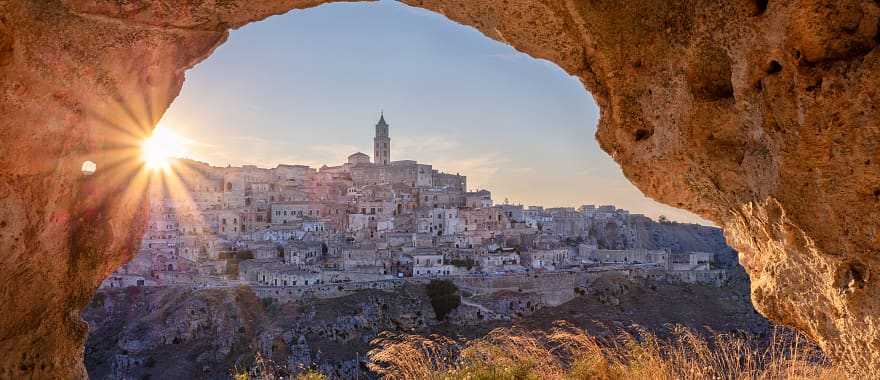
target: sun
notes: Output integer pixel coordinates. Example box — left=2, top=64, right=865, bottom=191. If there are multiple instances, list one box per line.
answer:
left=141, top=126, right=186, bottom=170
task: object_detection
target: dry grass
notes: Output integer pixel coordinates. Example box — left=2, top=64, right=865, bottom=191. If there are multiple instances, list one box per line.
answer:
left=231, top=353, right=327, bottom=380
left=366, top=322, right=858, bottom=380
left=231, top=322, right=858, bottom=380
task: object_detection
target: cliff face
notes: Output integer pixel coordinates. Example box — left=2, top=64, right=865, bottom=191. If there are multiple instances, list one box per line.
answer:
left=83, top=286, right=437, bottom=379
left=625, top=217, right=735, bottom=254
left=83, top=278, right=767, bottom=379
left=1, top=0, right=879, bottom=377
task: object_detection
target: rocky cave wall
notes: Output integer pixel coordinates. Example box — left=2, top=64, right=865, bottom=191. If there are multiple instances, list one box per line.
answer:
left=0, top=0, right=878, bottom=378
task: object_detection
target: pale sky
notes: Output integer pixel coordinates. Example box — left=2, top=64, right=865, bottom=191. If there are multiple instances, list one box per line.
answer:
left=160, top=1, right=710, bottom=225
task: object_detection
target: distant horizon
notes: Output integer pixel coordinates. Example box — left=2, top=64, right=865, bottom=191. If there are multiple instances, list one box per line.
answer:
left=159, top=0, right=713, bottom=226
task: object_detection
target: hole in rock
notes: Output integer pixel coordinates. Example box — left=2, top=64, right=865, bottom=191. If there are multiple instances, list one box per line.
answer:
left=634, top=129, right=653, bottom=141
left=836, top=261, right=868, bottom=293
left=81, top=160, right=96, bottom=175
left=766, top=60, right=783, bottom=75
left=687, top=45, right=734, bottom=101
left=80, top=2, right=748, bottom=379
left=806, top=77, right=822, bottom=92
left=752, top=0, right=769, bottom=16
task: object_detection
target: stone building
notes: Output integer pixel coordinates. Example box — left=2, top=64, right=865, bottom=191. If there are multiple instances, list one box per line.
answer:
left=480, top=250, right=521, bottom=269
left=373, top=113, right=390, bottom=165
left=408, top=250, right=453, bottom=277
left=347, top=152, right=370, bottom=165
left=431, top=171, right=467, bottom=192
left=587, top=248, right=669, bottom=266
left=465, top=190, right=493, bottom=209
left=521, top=248, right=568, bottom=270
left=271, top=202, right=323, bottom=224
left=671, top=251, right=714, bottom=271
left=283, top=241, right=324, bottom=268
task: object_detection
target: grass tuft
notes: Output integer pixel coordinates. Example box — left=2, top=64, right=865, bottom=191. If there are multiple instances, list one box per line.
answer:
left=367, top=322, right=858, bottom=380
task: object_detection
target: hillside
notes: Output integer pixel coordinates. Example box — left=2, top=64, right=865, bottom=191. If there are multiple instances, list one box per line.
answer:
left=84, top=273, right=767, bottom=379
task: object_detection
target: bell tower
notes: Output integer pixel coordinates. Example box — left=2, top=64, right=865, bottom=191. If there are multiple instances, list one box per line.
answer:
left=374, top=112, right=390, bottom=165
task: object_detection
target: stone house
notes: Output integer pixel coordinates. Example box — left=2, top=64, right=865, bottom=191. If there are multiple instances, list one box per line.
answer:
left=671, top=251, right=713, bottom=271
left=408, top=250, right=455, bottom=277
left=464, top=190, right=493, bottom=209
left=588, top=248, right=669, bottom=266
left=271, top=202, right=323, bottom=225
left=283, top=241, right=324, bottom=268
left=521, top=248, right=568, bottom=270
left=480, top=250, right=521, bottom=269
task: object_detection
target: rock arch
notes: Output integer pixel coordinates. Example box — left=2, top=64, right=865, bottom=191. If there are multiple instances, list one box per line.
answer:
left=1, top=0, right=879, bottom=377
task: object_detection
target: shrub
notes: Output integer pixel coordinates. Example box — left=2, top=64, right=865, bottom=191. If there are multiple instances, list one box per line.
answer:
left=231, top=354, right=327, bottom=380
left=367, top=322, right=859, bottom=380
left=260, top=297, right=274, bottom=310
left=425, top=280, right=460, bottom=321
left=449, top=258, right=476, bottom=270
left=296, top=370, right=327, bottom=380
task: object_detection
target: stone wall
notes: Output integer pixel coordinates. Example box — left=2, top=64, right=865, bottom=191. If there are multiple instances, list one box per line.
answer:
left=408, top=270, right=624, bottom=306
left=251, top=279, right=404, bottom=302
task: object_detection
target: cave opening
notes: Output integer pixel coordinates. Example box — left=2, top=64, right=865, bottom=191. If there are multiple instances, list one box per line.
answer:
left=17, top=0, right=880, bottom=378
left=79, top=2, right=722, bottom=378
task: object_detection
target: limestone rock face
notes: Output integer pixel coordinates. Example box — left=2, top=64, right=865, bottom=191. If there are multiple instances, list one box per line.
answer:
left=0, top=2, right=333, bottom=378
left=0, top=0, right=879, bottom=377
left=403, top=0, right=880, bottom=370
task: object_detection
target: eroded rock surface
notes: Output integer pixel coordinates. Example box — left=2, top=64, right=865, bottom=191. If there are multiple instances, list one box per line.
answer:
left=1, top=0, right=879, bottom=377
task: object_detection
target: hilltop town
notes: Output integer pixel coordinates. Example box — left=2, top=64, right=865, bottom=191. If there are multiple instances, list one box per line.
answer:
left=87, top=114, right=749, bottom=379
left=102, top=114, right=727, bottom=294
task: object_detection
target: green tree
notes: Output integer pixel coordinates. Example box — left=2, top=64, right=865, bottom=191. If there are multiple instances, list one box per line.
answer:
left=450, top=258, right=476, bottom=270
left=425, top=280, right=461, bottom=321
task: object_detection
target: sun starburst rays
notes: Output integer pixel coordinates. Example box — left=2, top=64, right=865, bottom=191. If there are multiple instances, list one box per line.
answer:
left=86, top=115, right=209, bottom=239
left=141, top=126, right=186, bottom=171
